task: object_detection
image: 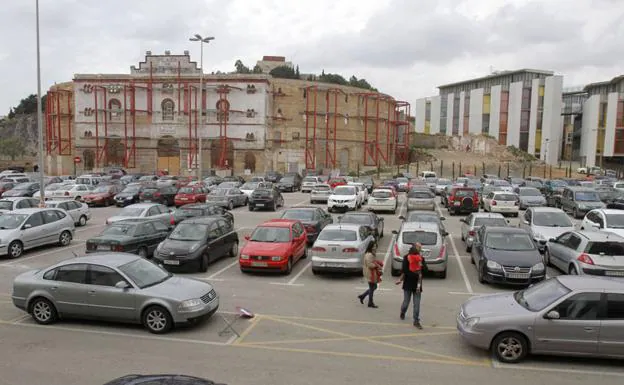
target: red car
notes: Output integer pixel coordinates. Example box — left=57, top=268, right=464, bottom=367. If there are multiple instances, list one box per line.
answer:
left=239, top=219, right=307, bottom=274
left=328, top=177, right=347, bottom=189
left=82, top=184, right=123, bottom=206
left=174, top=185, right=207, bottom=207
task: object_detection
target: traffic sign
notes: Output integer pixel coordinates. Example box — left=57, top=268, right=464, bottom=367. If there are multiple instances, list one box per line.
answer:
left=73, top=156, right=81, bottom=163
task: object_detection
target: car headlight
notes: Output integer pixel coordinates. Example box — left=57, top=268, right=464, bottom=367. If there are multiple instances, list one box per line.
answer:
left=178, top=298, right=203, bottom=311
left=578, top=204, right=587, bottom=209
left=533, top=232, right=546, bottom=241
left=240, top=254, right=250, bottom=260
left=486, top=260, right=502, bottom=270
left=271, top=256, right=281, bottom=261
left=156, top=242, right=163, bottom=251
left=189, top=243, right=201, bottom=253
left=464, top=317, right=479, bottom=328
left=532, top=262, right=545, bottom=272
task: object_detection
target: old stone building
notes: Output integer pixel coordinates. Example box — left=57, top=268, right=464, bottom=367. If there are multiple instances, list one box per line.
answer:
left=44, top=51, right=411, bottom=176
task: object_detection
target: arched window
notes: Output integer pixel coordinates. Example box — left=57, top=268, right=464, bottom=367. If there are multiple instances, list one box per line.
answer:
left=109, top=99, right=122, bottom=120
left=161, top=99, right=175, bottom=121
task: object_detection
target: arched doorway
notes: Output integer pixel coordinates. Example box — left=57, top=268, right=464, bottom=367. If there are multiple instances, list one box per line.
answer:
left=157, top=135, right=180, bottom=175
left=106, top=136, right=125, bottom=167
left=339, top=148, right=349, bottom=173
left=210, top=139, right=234, bottom=169
left=244, top=151, right=256, bottom=172
left=83, top=150, right=95, bottom=171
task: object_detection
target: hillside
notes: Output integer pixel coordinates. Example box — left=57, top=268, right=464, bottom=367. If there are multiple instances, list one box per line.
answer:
left=0, top=114, right=38, bottom=168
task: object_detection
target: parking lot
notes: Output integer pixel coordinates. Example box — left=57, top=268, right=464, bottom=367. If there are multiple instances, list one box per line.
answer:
left=0, top=192, right=623, bottom=385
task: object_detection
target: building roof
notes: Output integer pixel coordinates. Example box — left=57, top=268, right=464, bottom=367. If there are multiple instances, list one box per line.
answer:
left=437, top=69, right=555, bottom=90
left=583, top=75, right=624, bottom=91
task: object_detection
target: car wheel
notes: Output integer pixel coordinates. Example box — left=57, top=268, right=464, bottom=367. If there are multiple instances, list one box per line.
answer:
left=228, top=201, right=234, bottom=210
left=285, top=257, right=293, bottom=275
left=312, top=268, right=320, bottom=275
left=58, top=231, right=72, bottom=247
left=8, top=240, right=23, bottom=259
left=380, top=228, right=384, bottom=238
left=199, top=253, right=208, bottom=272
left=438, top=269, right=447, bottom=279
left=142, top=306, right=173, bottom=334
left=478, top=262, right=487, bottom=284
left=569, top=265, right=579, bottom=275
left=544, top=249, right=551, bottom=266
left=229, top=242, right=239, bottom=258
left=301, top=247, right=308, bottom=259
left=492, top=332, right=529, bottom=364
left=244, top=198, right=248, bottom=206
left=29, top=297, right=58, bottom=325
left=466, top=245, right=472, bottom=253
left=78, top=215, right=87, bottom=226
left=573, top=208, right=581, bottom=219
left=248, top=205, right=254, bottom=211
left=137, top=247, right=148, bottom=259
left=470, top=252, right=475, bottom=263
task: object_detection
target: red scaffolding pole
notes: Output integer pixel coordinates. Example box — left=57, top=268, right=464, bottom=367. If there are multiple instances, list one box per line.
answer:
left=304, top=85, right=318, bottom=170
left=93, top=85, right=108, bottom=167
left=44, top=89, right=73, bottom=156
left=357, top=93, right=388, bottom=166
left=217, top=85, right=231, bottom=168
left=323, top=88, right=345, bottom=169
left=392, top=101, right=411, bottom=165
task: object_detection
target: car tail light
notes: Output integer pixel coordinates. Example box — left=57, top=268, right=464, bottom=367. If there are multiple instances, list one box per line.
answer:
left=170, top=216, right=175, bottom=225
left=64, top=191, right=69, bottom=196
left=468, top=230, right=475, bottom=236
left=110, top=244, right=123, bottom=252
left=437, top=245, right=446, bottom=260
left=154, top=192, right=161, bottom=197
left=491, top=200, right=497, bottom=206
left=139, top=193, right=144, bottom=197
left=305, top=225, right=316, bottom=233
left=343, top=248, right=358, bottom=253
left=394, top=243, right=400, bottom=257
left=577, top=253, right=594, bottom=265
left=311, top=247, right=326, bottom=252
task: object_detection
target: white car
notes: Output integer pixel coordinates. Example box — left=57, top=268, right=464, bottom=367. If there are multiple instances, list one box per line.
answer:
left=49, top=184, right=94, bottom=201
left=580, top=209, right=624, bottom=237
left=45, top=200, right=92, bottom=226
left=302, top=176, right=321, bottom=193
left=348, top=182, right=368, bottom=203
left=240, top=181, right=263, bottom=197
left=327, top=185, right=359, bottom=212
left=367, top=188, right=397, bottom=214
left=32, top=183, right=65, bottom=200
left=482, top=191, right=519, bottom=216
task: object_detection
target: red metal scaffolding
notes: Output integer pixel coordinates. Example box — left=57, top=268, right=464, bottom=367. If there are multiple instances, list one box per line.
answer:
left=357, top=93, right=392, bottom=167
left=45, top=88, right=73, bottom=156
left=392, top=101, right=411, bottom=165
left=304, top=85, right=319, bottom=170
left=323, top=88, right=346, bottom=169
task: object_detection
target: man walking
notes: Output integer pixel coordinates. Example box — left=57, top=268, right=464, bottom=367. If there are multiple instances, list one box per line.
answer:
left=396, top=243, right=424, bottom=329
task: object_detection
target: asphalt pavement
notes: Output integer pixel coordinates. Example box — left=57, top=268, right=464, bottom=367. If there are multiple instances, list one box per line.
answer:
left=0, top=192, right=622, bottom=385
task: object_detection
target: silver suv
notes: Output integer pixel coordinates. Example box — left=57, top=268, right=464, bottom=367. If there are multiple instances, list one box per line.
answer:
left=519, top=207, right=574, bottom=253
left=560, top=187, right=604, bottom=218
left=391, top=222, right=448, bottom=278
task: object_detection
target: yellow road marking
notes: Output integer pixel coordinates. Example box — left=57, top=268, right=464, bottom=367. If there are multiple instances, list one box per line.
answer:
left=5, top=314, right=30, bottom=324
left=240, top=330, right=458, bottom=346
left=258, top=313, right=455, bottom=328
left=233, top=315, right=262, bottom=345
left=263, top=315, right=477, bottom=364
left=234, top=343, right=489, bottom=367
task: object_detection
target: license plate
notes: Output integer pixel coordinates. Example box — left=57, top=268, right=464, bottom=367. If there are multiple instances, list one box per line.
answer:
left=163, top=260, right=180, bottom=265
left=256, top=203, right=264, bottom=207
left=326, top=263, right=345, bottom=268
left=180, top=198, right=188, bottom=200
left=97, top=245, right=110, bottom=251
left=376, top=198, right=387, bottom=201
left=251, top=262, right=268, bottom=267
left=454, top=202, right=460, bottom=206
left=144, top=200, right=152, bottom=202
left=605, top=271, right=624, bottom=277
left=506, top=273, right=529, bottom=279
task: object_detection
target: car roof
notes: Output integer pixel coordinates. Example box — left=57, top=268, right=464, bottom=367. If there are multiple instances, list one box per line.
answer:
left=557, top=275, right=624, bottom=291
left=484, top=227, right=529, bottom=235
left=180, top=217, right=220, bottom=225
left=590, top=208, right=624, bottom=215
left=12, top=208, right=53, bottom=214
left=0, top=197, right=33, bottom=202
left=110, top=218, right=161, bottom=224
left=573, top=230, right=624, bottom=241
left=566, top=186, right=595, bottom=191
left=283, top=206, right=317, bottom=211
left=471, top=212, right=506, bottom=218
left=261, top=219, right=298, bottom=227
left=62, top=253, right=140, bottom=268
left=529, top=207, right=565, bottom=213
left=322, top=223, right=361, bottom=231
left=179, top=203, right=221, bottom=208
left=401, top=222, right=440, bottom=231
left=124, top=203, right=161, bottom=209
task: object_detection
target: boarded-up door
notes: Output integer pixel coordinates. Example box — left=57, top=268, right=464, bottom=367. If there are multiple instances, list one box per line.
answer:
left=157, top=157, right=180, bottom=175
left=339, top=149, right=349, bottom=173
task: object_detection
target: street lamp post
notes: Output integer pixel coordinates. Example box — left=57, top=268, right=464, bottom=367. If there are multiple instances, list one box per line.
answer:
left=189, top=34, right=214, bottom=181
left=35, top=0, right=45, bottom=205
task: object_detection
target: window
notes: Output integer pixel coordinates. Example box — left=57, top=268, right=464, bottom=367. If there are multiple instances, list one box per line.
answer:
left=55, top=264, right=88, bottom=284
left=606, top=293, right=624, bottom=319
left=16, top=200, right=31, bottom=209
left=208, top=222, right=222, bottom=239
left=109, top=99, right=122, bottom=120
left=89, top=265, right=125, bottom=287
left=24, top=212, right=44, bottom=228
left=42, top=210, right=61, bottom=224
left=553, top=292, right=601, bottom=320
left=147, top=207, right=160, bottom=216
left=153, top=221, right=169, bottom=232
left=161, top=99, right=175, bottom=121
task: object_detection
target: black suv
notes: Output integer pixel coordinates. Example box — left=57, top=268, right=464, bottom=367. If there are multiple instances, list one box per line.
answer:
left=139, top=184, right=178, bottom=206
left=249, top=187, right=284, bottom=211
left=277, top=173, right=302, bottom=192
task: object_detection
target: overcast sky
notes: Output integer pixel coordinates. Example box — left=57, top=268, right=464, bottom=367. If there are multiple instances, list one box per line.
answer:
left=1, top=0, right=623, bottom=115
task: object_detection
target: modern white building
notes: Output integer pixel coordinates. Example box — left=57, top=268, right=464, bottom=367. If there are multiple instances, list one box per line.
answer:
left=415, top=69, right=564, bottom=165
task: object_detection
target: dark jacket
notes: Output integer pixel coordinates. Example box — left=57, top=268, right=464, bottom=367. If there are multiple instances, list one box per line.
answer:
left=401, top=254, right=424, bottom=292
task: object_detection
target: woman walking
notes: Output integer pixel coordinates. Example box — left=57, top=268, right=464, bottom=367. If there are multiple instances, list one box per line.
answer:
left=358, top=242, right=381, bottom=308
left=396, top=243, right=424, bottom=329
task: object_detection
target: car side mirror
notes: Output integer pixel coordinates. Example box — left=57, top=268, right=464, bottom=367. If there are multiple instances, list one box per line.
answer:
left=244, top=235, right=250, bottom=241
left=548, top=238, right=556, bottom=243
left=440, top=217, right=446, bottom=221
left=391, top=230, right=398, bottom=235
left=522, top=220, right=529, bottom=225
left=442, top=231, right=449, bottom=237
left=115, top=281, right=130, bottom=289
left=398, top=215, right=405, bottom=220
left=545, top=310, right=560, bottom=320
left=22, top=224, right=32, bottom=229
left=459, top=219, right=466, bottom=223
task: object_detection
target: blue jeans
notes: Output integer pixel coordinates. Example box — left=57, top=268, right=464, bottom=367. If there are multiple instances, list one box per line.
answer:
left=360, top=282, right=377, bottom=305
left=401, top=289, right=421, bottom=322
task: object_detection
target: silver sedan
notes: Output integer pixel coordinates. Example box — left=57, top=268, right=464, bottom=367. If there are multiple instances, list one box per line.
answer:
left=310, top=224, right=376, bottom=275
left=11, top=253, right=219, bottom=334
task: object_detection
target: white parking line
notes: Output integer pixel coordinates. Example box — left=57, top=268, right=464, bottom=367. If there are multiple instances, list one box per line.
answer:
left=435, top=202, right=473, bottom=294
left=0, top=242, right=85, bottom=267
left=206, top=260, right=239, bottom=280
left=355, top=286, right=394, bottom=292
left=75, top=224, right=106, bottom=233
left=382, top=234, right=396, bottom=272
left=291, top=198, right=310, bottom=207
left=491, top=360, right=624, bottom=377
left=286, top=261, right=311, bottom=285
left=448, top=291, right=488, bottom=296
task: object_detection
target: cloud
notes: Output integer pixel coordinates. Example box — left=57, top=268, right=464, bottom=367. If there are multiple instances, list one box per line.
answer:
left=1, top=0, right=624, bottom=114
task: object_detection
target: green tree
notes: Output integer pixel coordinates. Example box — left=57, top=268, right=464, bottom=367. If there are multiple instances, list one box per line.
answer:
left=7, top=108, right=15, bottom=119
left=0, top=137, right=26, bottom=160
left=234, top=60, right=251, bottom=74
left=252, top=64, right=263, bottom=73
left=269, top=65, right=298, bottom=79
left=295, top=65, right=300, bottom=78
left=10, top=94, right=46, bottom=116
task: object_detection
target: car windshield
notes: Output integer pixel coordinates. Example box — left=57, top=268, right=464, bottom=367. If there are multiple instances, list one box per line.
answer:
left=143, top=188, right=158, bottom=194
left=510, top=178, right=524, bottom=184
left=405, top=212, right=438, bottom=223
left=493, top=180, right=510, bottom=186
left=219, top=182, right=236, bottom=188
left=550, top=180, right=568, bottom=187
left=250, top=226, right=291, bottom=242
left=333, top=186, right=355, bottom=196
left=575, top=191, right=600, bottom=201
left=14, top=183, right=34, bottom=190
left=514, top=278, right=571, bottom=312
left=241, top=182, right=259, bottom=190
left=341, top=214, right=372, bottom=225
left=485, top=232, right=535, bottom=251
left=45, top=184, right=62, bottom=191
left=210, top=189, right=228, bottom=196
left=396, top=178, right=409, bottom=183
left=520, top=188, right=542, bottom=197
left=92, top=186, right=110, bottom=193
left=118, top=258, right=171, bottom=289
left=117, top=207, right=145, bottom=217
left=178, top=187, right=197, bottom=194
left=454, top=189, right=473, bottom=197
left=473, top=217, right=508, bottom=227
left=408, top=190, right=433, bottom=199
left=533, top=212, right=573, bottom=227
left=313, top=185, right=331, bottom=191
left=0, top=201, right=14, bottom=211
left=604, top=213, right=624, bottom=229
left=402, top=231, right=437, bottom=245
left=493, top=193, right=517, bottom=201
left=179, top=207, right=206, bottom=217
left=424, top=177, right=437, bottom=182
left=122, top=185, right=141, bottom=193
left=102, top=224, right=136, bottom=236
left=372, top=190, right=392, bottom=198
left=169, top=223, right=208, bottom=241
left=437, top=179, right=451, bottom=185
left=586, top=240, right=624, bottom=255
left=525, top=181, right=542, bottom=188
left=303, top=177, right=317, bottom=182
left=281, top=177, right=295, bottom=183
left=281, top=209, right=315, bottom=220
left=317, top=229, right=357, bottom=241
left=0, top=213, right=28, bottom=229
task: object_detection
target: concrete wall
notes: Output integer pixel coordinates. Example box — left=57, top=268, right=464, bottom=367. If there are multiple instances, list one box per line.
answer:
left=581, top=95, right=600, bottom=167
left=469, top=88, right=483, bottom=135
left=506, top=81, right=523, bottom=148
left=430, top=96, right=441, bottom=135
left=458, top=91, right=465, bottom=137
left=446, top=93, right=454, bottom=137
left=414, top=98, right=426, bottom=133
left=541, top=75, right=563, bottom=164
left=528, top=78, right=540, bottom=156
left=604, top=92, right=618, bottom=157
left=489, top=85, right=501, bottom=140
